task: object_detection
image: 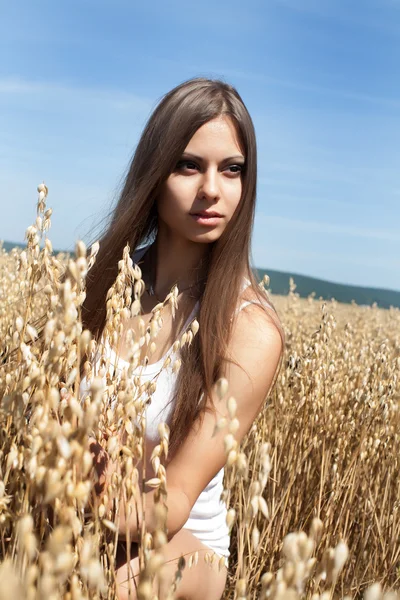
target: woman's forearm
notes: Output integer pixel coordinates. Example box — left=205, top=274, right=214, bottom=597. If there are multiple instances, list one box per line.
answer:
left=89, top=439, right=193, bottom=542
left=117, top=486, right=152, bottom=542
left=118, top=485, right=192, bottom=542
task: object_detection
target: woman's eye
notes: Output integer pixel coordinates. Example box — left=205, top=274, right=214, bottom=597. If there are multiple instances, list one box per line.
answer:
left=176, top=160, right=197, bottom=171
left=175, top=161, right=244, bottom=175
left=227, top=165, right=243, bottom=175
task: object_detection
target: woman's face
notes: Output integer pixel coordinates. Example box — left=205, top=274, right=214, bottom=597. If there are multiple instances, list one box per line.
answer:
left=156, top=115, right=245, bottom=245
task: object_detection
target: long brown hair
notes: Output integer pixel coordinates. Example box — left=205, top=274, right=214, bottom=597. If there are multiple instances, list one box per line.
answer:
left=81, top=77, right=286, bottom=458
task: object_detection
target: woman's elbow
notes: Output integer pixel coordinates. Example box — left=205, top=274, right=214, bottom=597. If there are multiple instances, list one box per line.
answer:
left=165, top=487, right=193, bottom=540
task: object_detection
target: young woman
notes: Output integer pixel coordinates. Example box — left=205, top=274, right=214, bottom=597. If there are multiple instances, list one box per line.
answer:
left=80, top=77, right=285, bottom=600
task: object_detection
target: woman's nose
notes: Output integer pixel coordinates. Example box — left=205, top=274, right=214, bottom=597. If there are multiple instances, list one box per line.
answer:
left=198, top=168, right=220, bottom=200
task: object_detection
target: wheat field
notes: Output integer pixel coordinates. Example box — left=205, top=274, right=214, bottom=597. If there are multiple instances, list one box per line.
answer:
left=0, top=184, right=398, bottom=600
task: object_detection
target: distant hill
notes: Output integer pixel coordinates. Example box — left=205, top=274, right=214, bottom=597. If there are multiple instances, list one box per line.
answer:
left=2, top=240, right=399, bottom=309
left=254, top=266, right=400, bottom=310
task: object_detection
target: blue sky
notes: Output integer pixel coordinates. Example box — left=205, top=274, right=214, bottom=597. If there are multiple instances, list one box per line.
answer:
left=1, top=0, right=399, bottom=291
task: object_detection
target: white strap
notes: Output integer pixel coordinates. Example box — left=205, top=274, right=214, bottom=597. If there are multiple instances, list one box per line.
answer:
left=235, top=297, right=273, bottom=316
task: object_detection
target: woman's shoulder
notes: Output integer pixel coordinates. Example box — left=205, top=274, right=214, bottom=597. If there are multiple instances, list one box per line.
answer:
left=235, top=276, right=284, bottom=354
left=239, top=274, right=274, bottom=312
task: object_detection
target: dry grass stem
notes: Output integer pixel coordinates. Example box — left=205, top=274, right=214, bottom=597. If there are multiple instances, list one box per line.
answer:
left=0, top=184, right=398, bottom=599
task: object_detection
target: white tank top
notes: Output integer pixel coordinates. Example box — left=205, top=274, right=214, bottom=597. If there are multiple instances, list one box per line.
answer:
left=79, top=243, right=273, bottom=560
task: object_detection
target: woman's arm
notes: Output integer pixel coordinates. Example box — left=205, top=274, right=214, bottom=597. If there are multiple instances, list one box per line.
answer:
left=163, top=303, right=283, bottom=513
left=117, top=485, right=191, bottom=542
left=89, top=439, right=192, bottom=541
left=91, top=303, right=282, bottom=541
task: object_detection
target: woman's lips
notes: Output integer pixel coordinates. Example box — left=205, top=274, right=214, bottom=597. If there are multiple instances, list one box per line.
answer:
left=190, top=214, right=223, bottom=226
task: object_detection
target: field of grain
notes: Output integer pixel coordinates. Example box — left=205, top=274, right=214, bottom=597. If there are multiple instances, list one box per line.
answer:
left=0, top=185, right=399, bottom=600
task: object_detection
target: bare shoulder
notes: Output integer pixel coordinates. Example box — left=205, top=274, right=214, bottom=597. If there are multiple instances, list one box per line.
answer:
left=230, top=296, right=283, bottom=359
left=235, top=279, right=282, bottom=343
left=222, top=289, right=284, bottom=405
left=241, top=277, right=273, bottom=303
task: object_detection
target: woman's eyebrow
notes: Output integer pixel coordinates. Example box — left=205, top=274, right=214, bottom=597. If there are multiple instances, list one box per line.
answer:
left=181, top=152, right=245, bottom=163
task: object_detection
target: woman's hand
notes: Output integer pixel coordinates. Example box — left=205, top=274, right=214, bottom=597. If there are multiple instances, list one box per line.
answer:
left=87, top=435, right=122, bottom=518
left=88, top=436, right=110, bottom=497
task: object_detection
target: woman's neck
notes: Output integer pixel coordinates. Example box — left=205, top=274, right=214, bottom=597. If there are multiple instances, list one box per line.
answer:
left=147, top=231, right=211, bottom=300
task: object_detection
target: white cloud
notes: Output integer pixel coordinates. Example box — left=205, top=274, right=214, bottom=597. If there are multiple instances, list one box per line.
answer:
left=159, top=60, right=400, bottom=109
left=0, top=76, right=153, bottom=113
left=214, top=67, right=400, bottom=110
